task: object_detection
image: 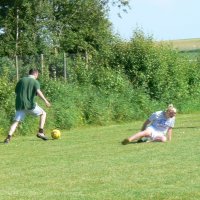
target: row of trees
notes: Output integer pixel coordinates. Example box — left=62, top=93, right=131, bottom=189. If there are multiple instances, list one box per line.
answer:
left=0, top=0, right=129, bottom=58
left=1, top=0, right=200, bottom=106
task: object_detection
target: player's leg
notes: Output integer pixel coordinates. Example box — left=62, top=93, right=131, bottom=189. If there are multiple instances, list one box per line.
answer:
left=4, top=111, right=25, bottom=143
left=28, top=104, right=48, bottom=140
left=150, top=129, right=167, bottom=142
left=39, top=109, right=46, bottom=131
left=122, top=129, right=151, bottom=145
left=153, top=135, right=167, bottom=142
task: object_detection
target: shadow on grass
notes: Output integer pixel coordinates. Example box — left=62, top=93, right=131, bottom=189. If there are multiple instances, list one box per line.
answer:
left=29, top=138, right=55, bottom=141
left=174, top=126, right=200, bottom=129
left=120, top=140, right=149, bottom=145
left=126, top=128, right=140, bottom=132
left=127, top=126, right=200, bottom=132
left=0, top=139, right=57, bottom=145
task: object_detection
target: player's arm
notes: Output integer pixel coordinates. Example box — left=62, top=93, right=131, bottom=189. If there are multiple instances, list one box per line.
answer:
left=141, top=119, right=151, bottom=131
left=36, top=89, right=51, bottom=107
left=167, top=127, right=173, bottom=141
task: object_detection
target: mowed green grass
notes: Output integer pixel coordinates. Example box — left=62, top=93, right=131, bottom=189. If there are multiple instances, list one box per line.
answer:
left=0, top=113, right=200, bottom=200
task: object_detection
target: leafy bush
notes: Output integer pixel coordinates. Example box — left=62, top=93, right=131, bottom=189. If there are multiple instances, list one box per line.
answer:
left=0, top=68, right=15, bottom=116
left=109, top=30, right=199, bottom=106
left=0, top=57, right=16, bottom=80
left=1, top=30, right=200, bottom=136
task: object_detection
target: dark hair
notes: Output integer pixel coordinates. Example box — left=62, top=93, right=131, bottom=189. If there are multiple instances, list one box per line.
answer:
left=29, top=69, right=38, bottom=75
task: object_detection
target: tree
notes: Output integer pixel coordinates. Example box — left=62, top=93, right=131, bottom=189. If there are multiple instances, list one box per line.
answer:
left=0, top=0, right=53, bottom=57
left=0, top=0, right=130, bottom=58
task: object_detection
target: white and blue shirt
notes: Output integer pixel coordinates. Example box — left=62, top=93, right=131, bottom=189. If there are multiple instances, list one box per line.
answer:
left=148, top=111, right=175, bottom=133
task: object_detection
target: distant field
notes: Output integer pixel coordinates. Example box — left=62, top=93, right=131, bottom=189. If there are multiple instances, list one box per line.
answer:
left=160, top=38, right=200, bottom=51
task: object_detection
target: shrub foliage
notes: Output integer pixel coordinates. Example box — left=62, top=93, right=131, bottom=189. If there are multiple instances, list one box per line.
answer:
left=0, top=31, right=200, bottom=135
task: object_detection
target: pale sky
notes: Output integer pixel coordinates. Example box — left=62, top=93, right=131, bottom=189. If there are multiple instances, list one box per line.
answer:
left=109, top=0, right=200, bottom=41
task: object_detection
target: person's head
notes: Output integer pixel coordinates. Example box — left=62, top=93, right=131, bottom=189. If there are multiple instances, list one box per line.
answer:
left=29, top=69, right=39, bottom=79
left=166, top=104, right=176, bottom=118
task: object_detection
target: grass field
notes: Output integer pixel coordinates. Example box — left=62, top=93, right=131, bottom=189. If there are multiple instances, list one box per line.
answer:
left=161, top=38, right=200, bottom=51
left=0, top=113, right=200, bottom=200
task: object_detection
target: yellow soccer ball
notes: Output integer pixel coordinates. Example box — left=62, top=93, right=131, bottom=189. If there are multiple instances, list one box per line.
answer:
left=51, top=129, right=61, bottom=139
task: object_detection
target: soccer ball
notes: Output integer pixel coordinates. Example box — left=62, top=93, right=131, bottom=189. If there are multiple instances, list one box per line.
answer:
left=51, top=129, right=61, bottom=139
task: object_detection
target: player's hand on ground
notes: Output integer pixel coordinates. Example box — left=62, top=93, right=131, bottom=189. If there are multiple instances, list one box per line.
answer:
left=45, top=100, right=51, bottom=107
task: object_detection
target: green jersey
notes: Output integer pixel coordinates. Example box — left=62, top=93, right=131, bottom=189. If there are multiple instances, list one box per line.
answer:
left=15, top=75, right=40, bottom=110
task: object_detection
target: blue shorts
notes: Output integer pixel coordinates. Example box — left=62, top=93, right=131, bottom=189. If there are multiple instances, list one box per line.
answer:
left=14, top=104, right=44, bottom=122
